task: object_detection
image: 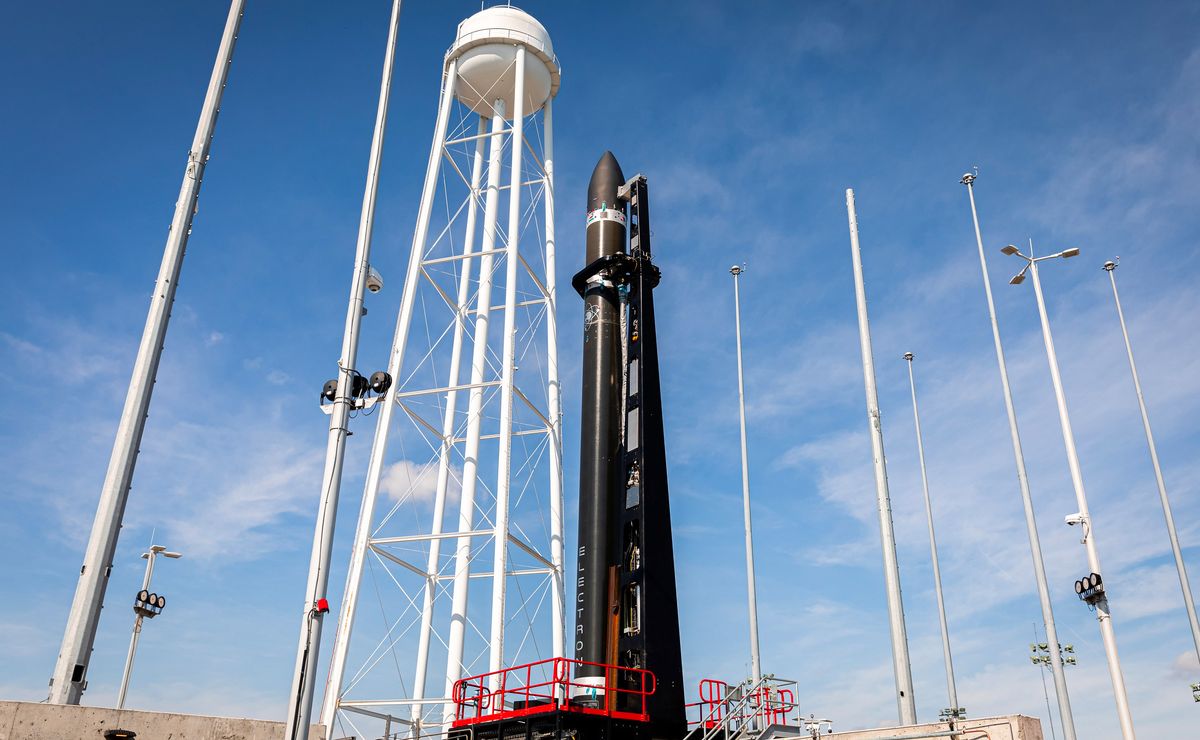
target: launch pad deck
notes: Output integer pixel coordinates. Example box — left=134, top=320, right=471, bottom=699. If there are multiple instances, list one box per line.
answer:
left=449, top=657, right=656, bottom=740
left=449, top=709, right=656, bottom=740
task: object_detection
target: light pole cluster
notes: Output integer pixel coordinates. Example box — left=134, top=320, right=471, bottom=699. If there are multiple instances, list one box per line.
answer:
left=958, top=172, right=1200, bottom=737
left=960, top=173, right=1078, bottom=740
left=999, top=241, right=1136, bottom=739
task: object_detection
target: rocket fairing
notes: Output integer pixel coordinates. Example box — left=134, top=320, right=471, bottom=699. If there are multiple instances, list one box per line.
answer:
left=572, top=152, right=686, bottom=740
left=575, top=151, right=627, bottom=688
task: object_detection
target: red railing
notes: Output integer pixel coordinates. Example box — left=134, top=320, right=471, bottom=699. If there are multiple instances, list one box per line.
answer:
left=762, top=687, right=795, bottom=725
left=686, top=679, right=799, bottom=730
left=690, top=679, right=728, bottom=728
left=451, top=657, right=656, bottom=727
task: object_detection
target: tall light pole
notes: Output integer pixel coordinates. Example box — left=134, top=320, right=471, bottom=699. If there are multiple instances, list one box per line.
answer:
left=960, top=173, right=1076, bottom=740
left=284, top=2, right=403, bottom=739
left=902, top=353, right=962, bottom=724
left=1002, top=242, right=1136, bottom=739
left=1103, top=258, right=1200, bottom=682
left=1030, top=623, right=1078, bottom=740
left=846, top=189, right=917, bottom=725
left=730, top=264, right=763, bottom=690
left=49, top=0, right=246, bottom=704
left=117, top=544, right=182, bottom=709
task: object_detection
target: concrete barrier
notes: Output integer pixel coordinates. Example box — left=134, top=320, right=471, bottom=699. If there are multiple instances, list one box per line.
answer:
left=827, top=714, right=1042, bottom=740
left=0, top=701, right=323, bottom=740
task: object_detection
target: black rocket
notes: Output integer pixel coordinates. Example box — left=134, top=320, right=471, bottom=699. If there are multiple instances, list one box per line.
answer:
left=574, top=151, right=627, bottom=684
left=572, top=152, right=686, bottom=740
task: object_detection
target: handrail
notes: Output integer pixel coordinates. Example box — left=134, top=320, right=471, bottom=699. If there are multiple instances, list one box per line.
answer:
left=698, top=674, right=775, bottom=740
left=452, top=657, right=655, bottom=726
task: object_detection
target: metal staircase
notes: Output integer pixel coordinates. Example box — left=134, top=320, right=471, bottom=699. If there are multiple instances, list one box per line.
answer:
left=686, top=675, right=805, bottom=740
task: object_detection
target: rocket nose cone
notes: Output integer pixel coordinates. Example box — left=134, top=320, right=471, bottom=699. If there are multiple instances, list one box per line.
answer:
left=587, top=151, right=625, bottom=212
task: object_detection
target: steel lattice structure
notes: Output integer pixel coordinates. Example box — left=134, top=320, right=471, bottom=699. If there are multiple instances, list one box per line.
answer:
left=319, top=10, right=565, bottom=740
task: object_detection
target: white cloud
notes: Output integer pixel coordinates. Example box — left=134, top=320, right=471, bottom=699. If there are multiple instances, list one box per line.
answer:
left=1170, top=650, right=1199, bottom=678
left=379, top=458, right=462, bottom=506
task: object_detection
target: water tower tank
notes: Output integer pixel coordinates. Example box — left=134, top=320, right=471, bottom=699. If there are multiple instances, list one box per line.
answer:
left=447, top=6, right=561, bottom=119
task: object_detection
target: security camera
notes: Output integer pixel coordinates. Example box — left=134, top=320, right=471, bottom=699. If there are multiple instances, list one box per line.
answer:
left=366, top=266, right=384, bottom=293
left=1064, top=513, right=1085, bottom=526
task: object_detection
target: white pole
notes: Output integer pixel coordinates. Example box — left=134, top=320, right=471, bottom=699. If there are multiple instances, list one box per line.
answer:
left=961, top=174, right=1075, bottom=739
left=442, top=96, right=508, bottom=718
left=1104, top=260, right=1200, bottom=667
left=410, top=115, right=488, bottom=727
left=489, top=44, right=528, bottom=689
left=903, top=353, right=959, bottom=717
left=116, top=551, right=157, bottom=710
left=543, top=99, right=566, bottom=667
left=729, top=265, right=762, bottom=690
left=48, top=0, right=245, bottom=705
left=285, top=3, right=403, bottom=737
left=845, top=189, right=917, bottom=725
left=319, top=58, right=460, bottom=736
left=1027, top=255, right=1135, bottom=739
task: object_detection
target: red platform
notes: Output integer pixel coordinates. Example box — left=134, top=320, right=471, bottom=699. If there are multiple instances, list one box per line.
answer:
left=451, top=657, right=656, bottom=728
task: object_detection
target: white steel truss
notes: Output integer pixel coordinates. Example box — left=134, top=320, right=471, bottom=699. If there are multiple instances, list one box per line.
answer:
left=319, top=39, right=564, bottom=740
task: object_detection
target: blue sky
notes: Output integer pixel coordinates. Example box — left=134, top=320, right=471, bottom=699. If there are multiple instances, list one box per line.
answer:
left=2, top=1, right=1199, bottom=737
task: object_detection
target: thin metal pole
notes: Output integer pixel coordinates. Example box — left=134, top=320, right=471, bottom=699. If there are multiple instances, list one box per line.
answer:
left=845, top=189, right=917, bottom=725
left=48, top=0, right=245, bottom=705
left=1027, top=256, right=1135, bottom=739
left=285, top=3, right=403, bottom=737
left=1033, top=623, right=1059, bottom=740
left=320, top=57, right=460, bottom=736
left=960, top=174, right=1075, bottom=740
left=116, top=551, right=157, bottom=710
left=903, top=353, right=959, bottom=717
left=543, top=99, right=566, bottom=669
left=1104, top=260, right=1200, bottom=666
left=489, top=44, right=528, bottom=689
left=729, top=266, right=762, bottom=690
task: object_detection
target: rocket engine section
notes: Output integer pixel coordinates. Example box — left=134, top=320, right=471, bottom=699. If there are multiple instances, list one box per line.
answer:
left=571, top=152, right=687, bottom=740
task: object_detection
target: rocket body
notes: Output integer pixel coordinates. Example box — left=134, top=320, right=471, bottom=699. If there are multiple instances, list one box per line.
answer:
left=569, top=153, right=685, bottom=738
left=575, top=152, right=627, bottom=688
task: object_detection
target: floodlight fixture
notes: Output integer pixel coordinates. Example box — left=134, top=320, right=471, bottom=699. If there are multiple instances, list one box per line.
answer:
left=1000, top=245, right=1021, bottom=256
left=1060, top=247, right=1081, bottom=259
left=1009, top=267, right=1028, bottom=285
left=1075, top=572, right=1106, bottom=605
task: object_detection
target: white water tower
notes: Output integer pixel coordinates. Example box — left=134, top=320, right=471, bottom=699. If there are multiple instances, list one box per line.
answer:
left=319, top=7, right=564, bottom=740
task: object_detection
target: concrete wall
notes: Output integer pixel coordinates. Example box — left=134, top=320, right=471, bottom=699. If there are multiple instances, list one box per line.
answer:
left=828, top=715, right=1042, bottom=740
left=0, top=701, right=323, bottom=740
